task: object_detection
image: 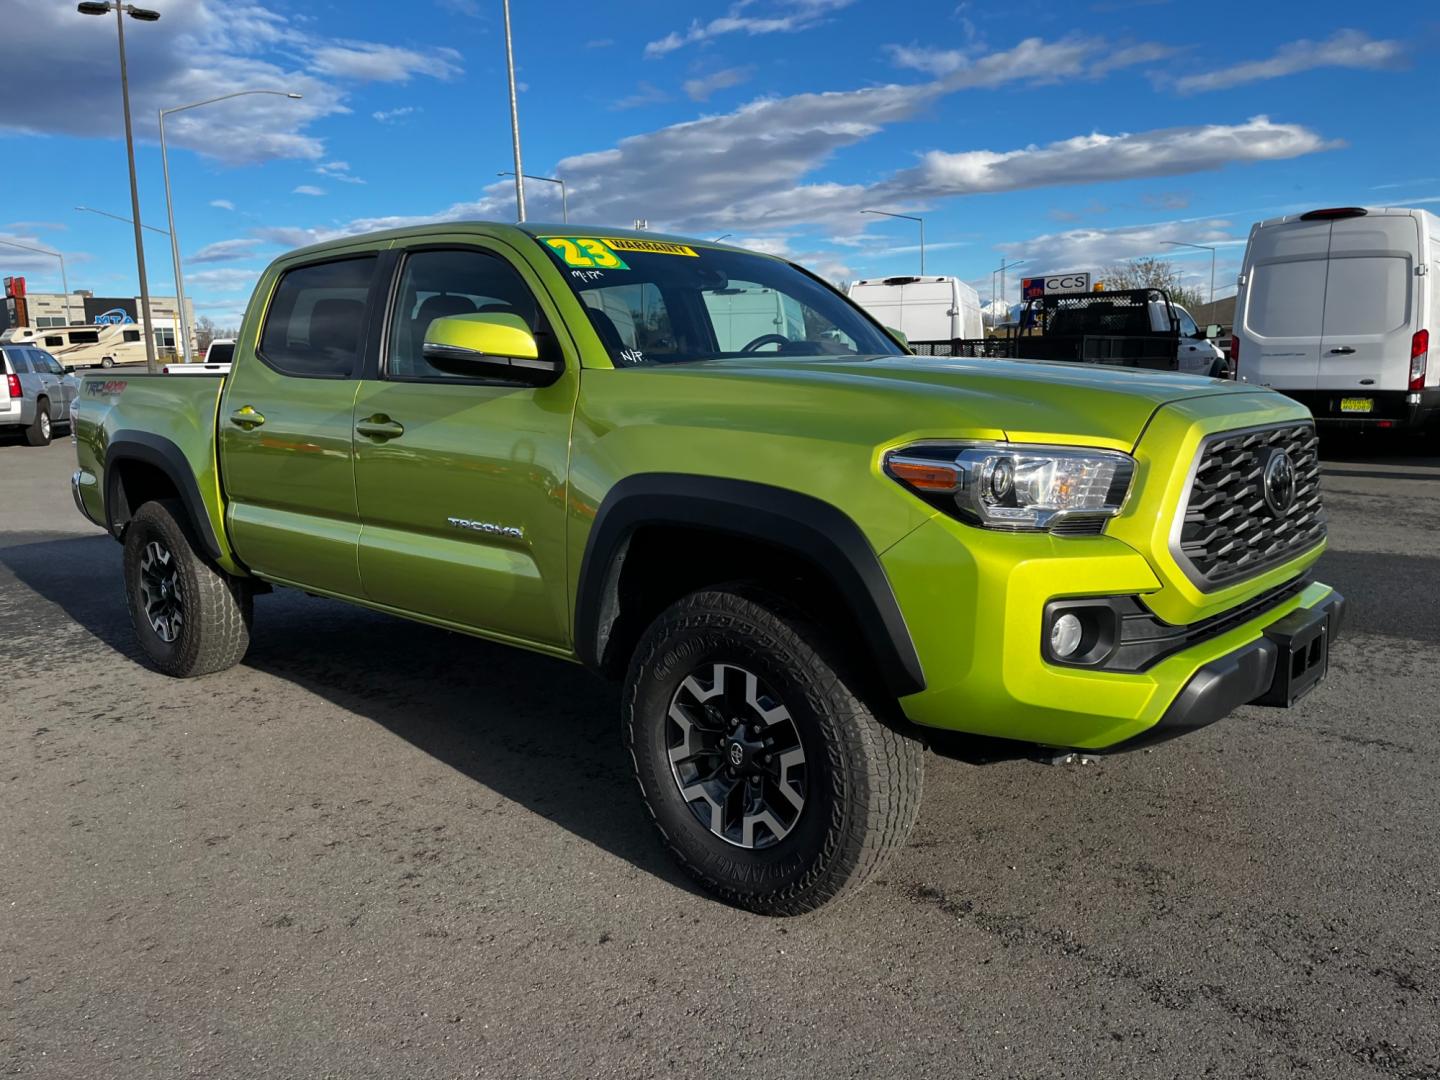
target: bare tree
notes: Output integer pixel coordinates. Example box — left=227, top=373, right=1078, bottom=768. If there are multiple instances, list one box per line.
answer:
left=1100, top=257, right=1205, bottom=311
left=193, top=315, right=218, bottom=355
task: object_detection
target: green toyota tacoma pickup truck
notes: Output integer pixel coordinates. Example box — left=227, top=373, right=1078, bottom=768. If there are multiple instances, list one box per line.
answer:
left=71, top=223, right=1342, bottom=915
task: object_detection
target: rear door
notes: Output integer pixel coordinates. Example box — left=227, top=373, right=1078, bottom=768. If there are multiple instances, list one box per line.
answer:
left=1317, top=213, right=1419, bottom=392
left=1239, top=219, right=1330, bottom=390
left=218, top=246, right=386, bottom=597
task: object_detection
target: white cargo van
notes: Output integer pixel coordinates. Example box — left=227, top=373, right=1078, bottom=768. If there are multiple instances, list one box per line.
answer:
left=845, top=276, right=982, bottom=344
left=1233, top=206, right=1437, bottom=428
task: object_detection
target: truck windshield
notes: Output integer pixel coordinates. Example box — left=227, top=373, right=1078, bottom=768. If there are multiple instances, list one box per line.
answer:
left=534, top=235, right=897, bottom=367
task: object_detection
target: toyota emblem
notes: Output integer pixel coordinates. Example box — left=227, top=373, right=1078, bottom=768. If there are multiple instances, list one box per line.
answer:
left=1262, top=448, right=1297, bottom=515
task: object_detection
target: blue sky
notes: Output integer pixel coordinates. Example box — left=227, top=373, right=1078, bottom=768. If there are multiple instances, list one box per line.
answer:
left=1, top=0, right=1432, bottom=327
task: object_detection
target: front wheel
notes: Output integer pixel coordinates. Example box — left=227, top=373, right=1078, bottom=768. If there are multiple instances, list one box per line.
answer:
left=122, top=500, right=253, bottom=677
left=625, top=588, right=923, bottom=915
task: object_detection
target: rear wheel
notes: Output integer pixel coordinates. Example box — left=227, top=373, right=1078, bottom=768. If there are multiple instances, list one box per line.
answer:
left=625, top=588, right=923, bottom=915
left=123, top=500, right=253, bottom=677
left=101, top=356, right=115, bottom=368
left=24, top=399, right=51, bottom=446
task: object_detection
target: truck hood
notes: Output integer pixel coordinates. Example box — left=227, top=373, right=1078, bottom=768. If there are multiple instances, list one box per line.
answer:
left=634, top=354, right=1276, bottom=450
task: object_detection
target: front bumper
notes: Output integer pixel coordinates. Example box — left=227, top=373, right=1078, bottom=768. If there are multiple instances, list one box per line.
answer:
left=882, top=515, right=1337, bottom=750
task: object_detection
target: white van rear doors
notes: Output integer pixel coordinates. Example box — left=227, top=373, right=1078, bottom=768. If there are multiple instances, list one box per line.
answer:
left=1317, top=214, right=1420, bottom=392
left=1240, top=219, right=1330, bottom=390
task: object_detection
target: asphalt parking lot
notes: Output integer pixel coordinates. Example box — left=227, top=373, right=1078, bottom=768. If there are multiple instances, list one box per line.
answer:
left=2, top=431, right=1438, bottom=1080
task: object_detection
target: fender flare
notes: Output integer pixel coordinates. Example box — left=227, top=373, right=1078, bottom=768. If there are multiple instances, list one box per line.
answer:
left=574, top=474, right=926, bottom=697
left=104, top=430, right=224, bottom=561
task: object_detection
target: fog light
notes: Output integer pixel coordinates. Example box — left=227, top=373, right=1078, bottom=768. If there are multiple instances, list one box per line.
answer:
left=1050, top=613, right=1083, bottom=658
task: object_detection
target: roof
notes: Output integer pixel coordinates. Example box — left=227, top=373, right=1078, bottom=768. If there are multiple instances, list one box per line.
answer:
left=280, top=220, right=754, bottom=262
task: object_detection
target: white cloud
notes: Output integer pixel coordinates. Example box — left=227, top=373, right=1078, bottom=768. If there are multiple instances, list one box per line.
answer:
left=314, top=160, right=365, bottom=184
left=612, top=82, right=671, bottom=110
left=187, top=267, right=263, bottom=293
left=0, top=0, right=462, bottom=165
left=310, top=43, right=461, bottom=83
left=190, top=238, right=262, bottom=263
left=646, top=0, right=856, bottom=58
left=1173, top=30, right=1404, bottom=94
left=372, top=106, right=419, bottom=123
left=886, top=35, right=1172, bottom=83
left=292, top=185, right=326, bottom=196
left=209, top=199, right=235, bottom=211
left=683, top=66, right=753, bottom=102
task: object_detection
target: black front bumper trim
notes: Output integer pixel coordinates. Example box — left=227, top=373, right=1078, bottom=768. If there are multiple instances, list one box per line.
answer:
left=1115, top=590, right=1345, bottom=751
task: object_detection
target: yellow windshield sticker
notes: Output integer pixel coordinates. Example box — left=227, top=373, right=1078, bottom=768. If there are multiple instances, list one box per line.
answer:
left=544, top=237, right=630, bottom=270
left=602, top=237, right=698, bottom=257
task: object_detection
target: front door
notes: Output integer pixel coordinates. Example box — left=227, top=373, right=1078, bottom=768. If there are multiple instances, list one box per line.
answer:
left=351, top=240, right=578, bottom=648
left=218, top=248, right=385, bottom=597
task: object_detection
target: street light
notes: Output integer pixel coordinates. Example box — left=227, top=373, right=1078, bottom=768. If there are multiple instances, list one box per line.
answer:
left=0, top=239, right=74, bottom=324
left=76, top=205, right=168, bottom=236
left=860, top=209, right=925, bottom=274
left=713, top=234, right=733, bottom=243
left=498, top=171, right=565, bottom=223
left=992, top=257, right=1026, bottom=326
left=502, top=0, right=525, bottom=222
left=1161, top=240, right=1217, bottom=306
left=78, top=0, right=162, bottom=371
left=161, top=90, right=302, bottom=361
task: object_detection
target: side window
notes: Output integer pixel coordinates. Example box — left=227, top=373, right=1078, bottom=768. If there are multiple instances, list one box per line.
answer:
left=8, top=352, right=31, bottom=374
left=1176, top=308, right=1199, bottom=337
left=44, top=335, right=64, bottom=348
left=122, top=329, right=141, bottom=343
left=259, top=255, right=377, bottom=377
left=577, top=282, right=674, bottom=364
left=386, top=248, right=544, bottom=380
left=43, top=353, right=66, bottom=375
left=68, top=330, right=100, bottom=345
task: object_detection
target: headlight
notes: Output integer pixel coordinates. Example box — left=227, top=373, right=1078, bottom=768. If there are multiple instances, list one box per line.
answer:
left=884, top=442, right=1135, bottom=532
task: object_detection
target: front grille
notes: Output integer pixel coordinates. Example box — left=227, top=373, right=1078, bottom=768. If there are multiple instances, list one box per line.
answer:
left=1174, top=422, right=1325, bottom=588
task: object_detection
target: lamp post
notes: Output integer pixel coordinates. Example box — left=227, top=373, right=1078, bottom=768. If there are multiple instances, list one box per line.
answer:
left=160, top=90, right=301, bottom=361
left=860, top=209, right=925, bottom=274
left=502, top=0, right=525, bottom=222
left=78, top=0, right=162, bottom=371
left=498, top=172, right=565, bottom=223
left=76, top=206, right=168, bottom=235
left=713, top=233, right=732, bottom=243
left=1161, top=240, right=1217, bottom=306
left=0, top=239, right=73, bottom=323
left=993, top=257, right=1025, bottom=325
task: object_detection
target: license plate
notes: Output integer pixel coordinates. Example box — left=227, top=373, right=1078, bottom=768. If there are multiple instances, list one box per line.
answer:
left=1339, top=397, right=1373, bottom=414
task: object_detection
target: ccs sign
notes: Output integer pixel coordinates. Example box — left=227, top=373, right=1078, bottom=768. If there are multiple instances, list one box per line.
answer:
left=1022, top=273, right=1092, bottom=299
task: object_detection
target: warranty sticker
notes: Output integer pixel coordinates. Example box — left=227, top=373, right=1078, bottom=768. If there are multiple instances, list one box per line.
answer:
left=543, top=237, right=630, bottom=270
left=602, top=237, right=698, bottom=257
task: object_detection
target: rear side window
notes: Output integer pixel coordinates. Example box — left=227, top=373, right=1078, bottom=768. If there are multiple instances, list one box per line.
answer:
left=1246, top=260, right=1328, bottom=338
left=259, top=256, right=377, bottom=377
left=122, top=329, right=141, bottom=343
left=207, top=342, right=235, bottom=364
left=1322, top=256, right=1410, bottom=336
left=68, top=330, right=100, bottom=345
left=44, top=335, right=64, bottom=347
left=7, top=351, right=31, bottom=374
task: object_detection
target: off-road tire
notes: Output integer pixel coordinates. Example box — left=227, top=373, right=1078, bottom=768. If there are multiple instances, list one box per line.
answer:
left=625, top=587, right=923, bottom=916
left=25, top=399, right=51, bottom=446
left=123, top=499, right=252, bottom=677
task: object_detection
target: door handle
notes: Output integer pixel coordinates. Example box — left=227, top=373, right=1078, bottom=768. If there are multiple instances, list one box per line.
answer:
left=228, top=406, right=265, bottom=429
left=356, top=415, right=405, bottom=441
left=1329, top=346, right=1357, bottom=355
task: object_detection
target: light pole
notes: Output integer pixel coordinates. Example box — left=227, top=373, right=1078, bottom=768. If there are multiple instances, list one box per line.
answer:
left=1161, top=240, right=1217, bottom=306
left=860, top=209, right=925, bottom=274
left=994, top=257, right=1025, bottom=324
left=713, top=234, right=733, bottom=243
left=76, top=206, right=169, bottom=235
left=502, top=0, right=525, bottom=222
left=0, top=239, right=73, bottom=323
left=498, top=171, right=565, bottom=223
left=78, top=0, right=162, bottom=372
left=161, top=90, right=301, bottom=361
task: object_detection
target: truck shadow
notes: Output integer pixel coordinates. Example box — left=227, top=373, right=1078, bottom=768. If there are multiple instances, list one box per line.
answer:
left=0, top=532, right=698, bottom=896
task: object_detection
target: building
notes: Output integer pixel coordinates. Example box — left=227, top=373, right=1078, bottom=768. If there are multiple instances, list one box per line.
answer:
left=2, top=284, right=195, bottom=356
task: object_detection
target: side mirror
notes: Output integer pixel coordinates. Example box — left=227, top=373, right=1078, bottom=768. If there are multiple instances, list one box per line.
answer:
left=885, top=326, right=910, bottom=351
left=1205, top=324, right=1223, bottom=340
left=421, top=313, right=560, bottom=385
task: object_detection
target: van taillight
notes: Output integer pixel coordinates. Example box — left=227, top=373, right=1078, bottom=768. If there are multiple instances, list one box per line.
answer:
left=1230, top=334, right=1240, bottom=379
left=1411, top=329, right=1429, bottom=391
left=5, top=373, right=19, bottom=399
